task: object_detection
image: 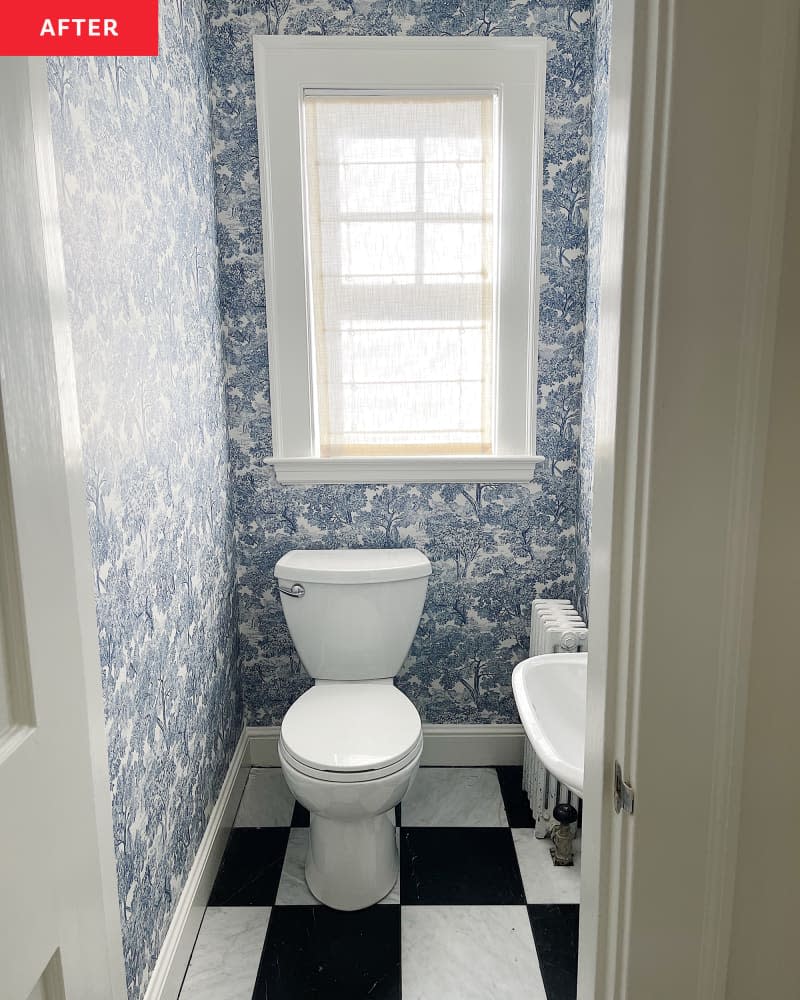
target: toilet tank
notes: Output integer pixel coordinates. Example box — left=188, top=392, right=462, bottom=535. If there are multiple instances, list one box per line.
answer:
left=275, top=549, right=431, bottom=681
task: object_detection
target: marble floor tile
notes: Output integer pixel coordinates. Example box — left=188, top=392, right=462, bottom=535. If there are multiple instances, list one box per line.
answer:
left=495, top=766, right=536, bottom=828
left=401, top=905, right=546, bottom=1000
left=275, top=827, right=400, bottom=905
left=290, top=800, right=310, bottom=827
left=179, top=906, right=269, bottom=1000
left=254, top=904, right=401, bottom=999
left=273, top=828, right=314, bottom=905
left=400, top=828, right=524, bottom=905
left=528, top=904, right=580, bottom=1000
left=182, top=767, right=580, bottom=1000
left=208, top=828, right=289, bottom=906
left=512, top=828, right=581, bottom=904
left=234, top=767, right=295, bottom=828
left=401, top=768, right=508, bottom=827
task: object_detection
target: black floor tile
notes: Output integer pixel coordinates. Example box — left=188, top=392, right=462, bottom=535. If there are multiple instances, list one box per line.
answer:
left=496, top=765, right=535, bottom=828
left=291, top=801, right=310, bottom=827
left=207, top=827, right=289, bottom=906
left=252, top=905, right=401, bottom=999
left=528, top=904, right=579, bottom=1000
left=400, top=827, right=525, bottom=905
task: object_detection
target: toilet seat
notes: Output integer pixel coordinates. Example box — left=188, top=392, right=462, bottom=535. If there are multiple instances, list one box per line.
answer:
left=280, top=682, right=422, bottom=783
left=279, top=732, right=423, bottom=783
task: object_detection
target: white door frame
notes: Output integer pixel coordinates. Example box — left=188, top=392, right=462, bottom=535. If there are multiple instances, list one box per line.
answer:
left=580, top=2, right=799, bottom=998
left=0, top=57, right=127, bottom=998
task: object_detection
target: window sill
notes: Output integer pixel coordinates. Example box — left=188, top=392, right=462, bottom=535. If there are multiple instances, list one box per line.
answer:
left=266, top=455, right=544, bottom=485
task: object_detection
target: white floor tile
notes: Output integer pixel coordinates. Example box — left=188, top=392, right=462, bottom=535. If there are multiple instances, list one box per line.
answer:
left=512, top=828, right=581, bottom=904
left=233, top=767, right=295, bottom=827
left=274, top=828, right=315, bottom=905
left=179, top=906, right=269, bottom=1000
left=275, top=827, right=400, bottom=905
left=402, top=905, right=546, bottom=1000
left=401, top=768, right=508, bottom=827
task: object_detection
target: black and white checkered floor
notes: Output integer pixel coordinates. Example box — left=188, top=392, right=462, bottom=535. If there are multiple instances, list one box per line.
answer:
left=179, top=766, right=580, bottom=1000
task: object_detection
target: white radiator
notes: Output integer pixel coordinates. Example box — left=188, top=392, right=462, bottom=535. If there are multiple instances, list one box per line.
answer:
left=523, top=599, right=587, bottom=838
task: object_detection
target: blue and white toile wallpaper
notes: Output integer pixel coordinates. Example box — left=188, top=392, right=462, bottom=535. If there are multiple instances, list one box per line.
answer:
left=47, top=1, right=241, bottom=995
left=576, top=0, right=612, bottom=623
left=206, top=0, right=596, bottom=726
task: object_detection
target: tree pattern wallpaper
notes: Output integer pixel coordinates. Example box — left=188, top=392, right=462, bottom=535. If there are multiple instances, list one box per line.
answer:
left=206, top=0, right=598, bottom=727
left=576, top=0, right=612, bottom=623
left=47, top=2, right=242, bottom=995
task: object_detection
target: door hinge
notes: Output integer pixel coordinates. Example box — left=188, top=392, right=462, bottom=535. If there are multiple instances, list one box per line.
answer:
left=614, top=761, right=635, bottom=815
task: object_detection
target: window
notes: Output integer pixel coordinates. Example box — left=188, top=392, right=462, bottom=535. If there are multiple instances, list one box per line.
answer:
left=254, top=37, right=546, bottom=483
left=305, top=93, right=497, bottom=458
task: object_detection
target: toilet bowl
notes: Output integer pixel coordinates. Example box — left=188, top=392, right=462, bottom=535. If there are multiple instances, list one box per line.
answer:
left=274, top=548, right=431, bottom=910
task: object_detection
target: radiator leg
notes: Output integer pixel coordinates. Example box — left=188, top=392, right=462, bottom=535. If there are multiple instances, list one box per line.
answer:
left=534, top=754, right=552, bottom=838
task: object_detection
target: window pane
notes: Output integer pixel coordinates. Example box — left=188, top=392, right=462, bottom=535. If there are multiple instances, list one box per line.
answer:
left=423, top=134, right=485, bottom=162
left=424, top=161, right=485, bottom=214
left=423, top=222, right=486, bottom=282
left=340, top=163, right=417, bottom=213
left=330, top=321, right=484, bottom=384
left=303, top=92, right=497, bottom=457
left=341, top=221, right=417, bottom=280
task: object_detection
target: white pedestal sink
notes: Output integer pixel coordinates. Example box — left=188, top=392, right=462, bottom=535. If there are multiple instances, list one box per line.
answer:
left=511, top=652, right=587, bottom=796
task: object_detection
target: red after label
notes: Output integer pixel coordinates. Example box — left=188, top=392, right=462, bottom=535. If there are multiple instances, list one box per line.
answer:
left=1, top=1, right=159, bottom=56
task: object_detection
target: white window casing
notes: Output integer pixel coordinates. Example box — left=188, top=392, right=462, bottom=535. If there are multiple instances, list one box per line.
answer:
left=253, top=36, right=546, bottom=484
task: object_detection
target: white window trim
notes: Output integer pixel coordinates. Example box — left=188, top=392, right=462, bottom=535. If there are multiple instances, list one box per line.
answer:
left=253, top=36, right=547, bottom=485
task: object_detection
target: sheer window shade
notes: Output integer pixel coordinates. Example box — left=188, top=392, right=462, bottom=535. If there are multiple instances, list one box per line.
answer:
left=302, top=94, right=498, bottom=458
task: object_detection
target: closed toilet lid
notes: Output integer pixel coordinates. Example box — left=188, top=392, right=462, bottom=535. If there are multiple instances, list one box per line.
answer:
left=281, top=684, right=422, bottom=773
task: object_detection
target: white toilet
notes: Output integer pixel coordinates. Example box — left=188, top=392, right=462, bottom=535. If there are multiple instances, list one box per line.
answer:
left=274, top=547, right=431, bottom=910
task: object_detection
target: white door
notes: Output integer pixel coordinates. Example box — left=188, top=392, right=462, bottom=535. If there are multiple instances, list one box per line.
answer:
left=0, top=58, right=126, bottom=1000
left=579, top=2, right=799, bottom=998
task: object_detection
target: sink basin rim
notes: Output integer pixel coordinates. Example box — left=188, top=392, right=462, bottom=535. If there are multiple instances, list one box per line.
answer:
left=512, top=652, right=586, bottom=796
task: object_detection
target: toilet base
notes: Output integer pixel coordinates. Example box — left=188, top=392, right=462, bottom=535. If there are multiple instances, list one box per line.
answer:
left=305, top=809, right=398, bottom=910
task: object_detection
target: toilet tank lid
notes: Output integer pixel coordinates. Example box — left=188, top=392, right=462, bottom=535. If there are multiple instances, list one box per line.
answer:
left=275, top=548, right=431, bottom=584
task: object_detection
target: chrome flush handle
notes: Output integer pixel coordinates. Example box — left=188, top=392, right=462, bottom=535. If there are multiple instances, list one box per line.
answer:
left=278, top=583, right=305, bottom=599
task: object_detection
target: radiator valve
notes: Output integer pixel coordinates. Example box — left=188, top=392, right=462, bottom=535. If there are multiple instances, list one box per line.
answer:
left=550, top=802, right=578, bottom=866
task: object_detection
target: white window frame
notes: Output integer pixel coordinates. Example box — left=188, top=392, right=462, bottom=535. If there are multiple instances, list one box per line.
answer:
left=253, top=36, right=547, bottom=484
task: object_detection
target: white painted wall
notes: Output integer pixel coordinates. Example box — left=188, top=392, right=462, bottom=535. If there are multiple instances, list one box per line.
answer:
left=726, top=24, right=800, bottom=998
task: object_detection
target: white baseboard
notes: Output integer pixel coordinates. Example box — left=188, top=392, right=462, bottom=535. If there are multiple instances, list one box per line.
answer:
left=419, top=723, right=526, bottom=765
left=247, top=726, right=282, bottom=766
left=143, top=727, right=249, bottom=1000
left=247, top=723, right=525, bottom=767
